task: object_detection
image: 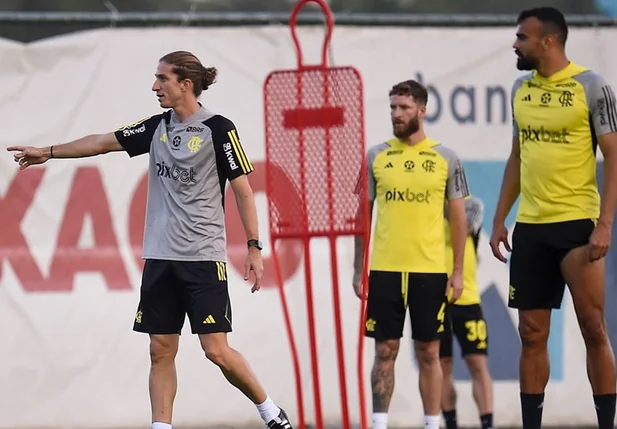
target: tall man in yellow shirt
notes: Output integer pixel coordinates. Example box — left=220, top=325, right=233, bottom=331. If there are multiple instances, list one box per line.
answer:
left=353, top=79, right=469, bottom=429
left=490, top=7, right=617, bottom=429
left=440, top=195, right=493, bottom=429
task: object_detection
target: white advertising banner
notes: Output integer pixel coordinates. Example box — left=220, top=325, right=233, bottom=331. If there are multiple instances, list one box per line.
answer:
left=1, top=25, right=617, bottom=428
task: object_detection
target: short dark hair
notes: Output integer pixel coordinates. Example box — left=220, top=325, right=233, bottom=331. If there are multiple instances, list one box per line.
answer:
left=389, top=80, right=428, bottom=106
left=159, top=51, right=217, bottom=97
left=518, top=7, right=568, bottom=45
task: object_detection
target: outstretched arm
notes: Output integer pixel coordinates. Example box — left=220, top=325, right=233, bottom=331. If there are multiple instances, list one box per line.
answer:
left=8, top=133, right=122, bottom=169
left=45, top=133, right=124, bottom=158
left=8, top=114, right=162, bottom=169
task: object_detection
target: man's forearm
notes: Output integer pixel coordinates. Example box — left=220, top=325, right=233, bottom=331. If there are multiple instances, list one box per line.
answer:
left=493, top=154, right=521, bottom=225
left=46, top=134, right=114, bottom=159
left=600, top=151, right=617, bottom=227
left=235, top=193, right=259, bottom=241
left=353, top=235, right=365, bottom=284
left=353, top=201, right=373, bottom=284
left=450, top=204, right=467, bottom=272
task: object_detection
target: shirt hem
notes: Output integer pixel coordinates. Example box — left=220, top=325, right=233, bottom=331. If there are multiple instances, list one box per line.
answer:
left=515, top=212, right=599, bottom=224
left=142, top=255, right=228, bottom=262
left=451, top=299, right=482, bottom=306
left=368, top=266, right=447, bottom=274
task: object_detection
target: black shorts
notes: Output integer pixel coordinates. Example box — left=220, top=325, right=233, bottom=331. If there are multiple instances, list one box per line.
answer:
left=509, top=219, right=595, bottom=310
left=364, top=271, right=447, bottom=342
left=133, top=259, right=232, bottom=335
left=439, top=303, right=488, bottom=358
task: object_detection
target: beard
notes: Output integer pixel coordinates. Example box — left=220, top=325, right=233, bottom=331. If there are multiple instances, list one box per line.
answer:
left=516, top=51, right=537, bottom=71
left=392, top=115, right=420, bottom=139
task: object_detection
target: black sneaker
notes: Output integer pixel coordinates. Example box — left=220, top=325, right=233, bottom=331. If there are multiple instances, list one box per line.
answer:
left=267, top=408, right=293, bottom=429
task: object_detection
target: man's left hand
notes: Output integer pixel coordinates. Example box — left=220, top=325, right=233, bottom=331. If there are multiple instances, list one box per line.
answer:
left=446, top=270, right=464, bottom=304
left=244, top=248, right=264, bottom=292
left=588, top=222, right=612, bottom=262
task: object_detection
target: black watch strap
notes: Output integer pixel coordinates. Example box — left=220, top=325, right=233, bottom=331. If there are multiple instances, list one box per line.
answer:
left=247, top=239, right=263, bottom=250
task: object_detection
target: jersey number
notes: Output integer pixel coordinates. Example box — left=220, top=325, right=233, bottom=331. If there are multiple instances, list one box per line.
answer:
left=465, top=319, right=487, bottom=342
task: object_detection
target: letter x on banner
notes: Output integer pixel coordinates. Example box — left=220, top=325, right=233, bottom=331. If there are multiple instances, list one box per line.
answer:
left=263, top=1, right=370, bottom=429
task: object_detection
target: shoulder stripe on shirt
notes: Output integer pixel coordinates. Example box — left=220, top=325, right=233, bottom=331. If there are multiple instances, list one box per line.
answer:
left=354, top=166, right=364, bottom=195
left=601, top=86, right=617, bottom=133
left=228, top=130, right=254, bottom=173
left=457, top=161, right=470, bottom=196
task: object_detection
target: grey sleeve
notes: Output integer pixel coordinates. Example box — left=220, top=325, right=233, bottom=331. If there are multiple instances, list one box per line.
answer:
left=114, top=114, right=163, bottom=157
left=354, top=145, right=381, bottom=201
left=367, top=152, right=377, bottom=201
left=435, top=145, right=470, bottom=200
left=579, top=72, right=617, bottom=136
left=465, top=196, right=485, bottom=234
left=510, top=76, right=526, bottom=138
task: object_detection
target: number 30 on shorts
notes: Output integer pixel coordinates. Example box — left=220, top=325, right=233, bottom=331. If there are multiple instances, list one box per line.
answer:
left=465, top=319, right=487, bottom=342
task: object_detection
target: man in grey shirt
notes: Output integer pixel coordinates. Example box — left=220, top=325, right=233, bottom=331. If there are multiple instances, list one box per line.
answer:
left=8, top=51, right=293, bottom=429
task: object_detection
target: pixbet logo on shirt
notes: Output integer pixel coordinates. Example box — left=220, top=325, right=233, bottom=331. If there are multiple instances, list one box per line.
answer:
left=384, top=188, right=431, bottom=203
left=520, top=126, right=570, bottom=145
left=122, top=124, right=146, bottom=137
left=155, top=161, right=197, bottom=184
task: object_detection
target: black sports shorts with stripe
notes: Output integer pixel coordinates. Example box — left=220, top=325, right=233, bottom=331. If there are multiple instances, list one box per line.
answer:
left=364, top=270, right=447, bottom=342
left=133, top=259, right=232, bottom=335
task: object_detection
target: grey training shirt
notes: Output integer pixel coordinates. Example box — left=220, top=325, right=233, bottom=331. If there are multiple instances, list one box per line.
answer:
left=115, top=106, right=254, bottom=262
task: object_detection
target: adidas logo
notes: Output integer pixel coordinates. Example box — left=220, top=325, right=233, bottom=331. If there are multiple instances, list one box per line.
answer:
left=522, top=94, right=532, bottom=102
left=385, top=162, right=393, bottom=168
left=203, top=315, right=216, bottom=324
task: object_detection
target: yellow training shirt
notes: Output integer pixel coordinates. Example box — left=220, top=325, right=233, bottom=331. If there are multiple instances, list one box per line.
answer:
left=365, top=137, right=469, bottom=273
left=511, top=62, right=617, bottom=223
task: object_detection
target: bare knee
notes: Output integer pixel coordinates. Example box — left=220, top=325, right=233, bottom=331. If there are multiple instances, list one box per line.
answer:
left=518, top=311, right=550, bottom=352
left=200, top=333, right=232, bottom=369
left=580, top=312, right=608, bottom=348
left=375, top=340, right=399, bottom=367
left=415, top=340, right=440, bottom=368
left=150, top=335, right=179, bottom=365
left=465, top=355, right=490, bottom=380
left=204, top=346, right=231, bottom=368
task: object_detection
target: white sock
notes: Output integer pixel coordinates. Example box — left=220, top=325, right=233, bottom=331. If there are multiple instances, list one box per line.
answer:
left=372, top=412, right=388, bottom=429
left=256, top=396, right=281, bottom=423
left=152, top=423, right=172, bottom=429
left=424, top=414, right=440, bottom=429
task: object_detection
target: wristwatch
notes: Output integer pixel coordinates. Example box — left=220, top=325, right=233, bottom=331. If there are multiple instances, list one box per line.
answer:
left=247, top=239, right=263, bottom=250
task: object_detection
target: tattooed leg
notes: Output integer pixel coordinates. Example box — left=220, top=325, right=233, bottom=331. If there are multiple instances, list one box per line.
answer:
left=371, top=340, right=400, bottom=412
left=414, top=339, right=442, bottom=415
